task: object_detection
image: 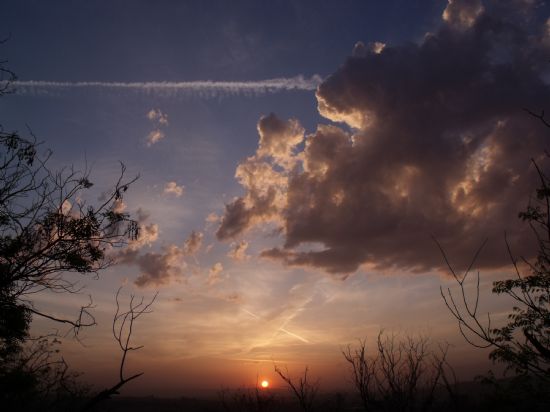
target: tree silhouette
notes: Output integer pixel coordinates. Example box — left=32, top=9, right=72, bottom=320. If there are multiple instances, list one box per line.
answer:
left=0, top=334, right=84, bottom=410
left=274, top=365, right=319, bottom=412
left=218, top=380, right=278, bottom=412
left=438, top=109, right=550, bottom=385
left=83, top=287, right=157, bottom=411
left=342, top=332, right=455, bottom=412
left=0, top=55, right=140, bottom=407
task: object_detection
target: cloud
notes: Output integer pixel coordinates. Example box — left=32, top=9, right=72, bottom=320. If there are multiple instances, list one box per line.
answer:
left=164, top=181, right=185, bottom=197
left=227, top=240, right=250, bottom=261
left=133, top=223, right=159, bottom=249
left=442, top=0, right=484, bottom=29
left=352, top=41, right=386, bottom=58
left=146, top=129, right=165, bottom=146
left=146, top=108, right=168, bottom=146
left=256, top=113, right=305, bottom=168
left=118, top=244, right=186, bottom=288
left=217, top=0, right=550, bottom=275
left=117, top=229, right=204, bottom=287
left=206, top=213, right=220, bottom=223
left=147, top=108, right=169, bottom=125
left=113, top=211, right=203, bottom=286
left=183, top=230, right=203, bottom=255
left=216, top=115, right=301, bottom=240
left=206, top=262, right=224, bottom=286
left=107, top=207, right=158, bottom=252
left=111, top=199, right=126, bottom=214
left=61, top=199, right=72, bottom=215
left=12, top=75, right=322, bottom=98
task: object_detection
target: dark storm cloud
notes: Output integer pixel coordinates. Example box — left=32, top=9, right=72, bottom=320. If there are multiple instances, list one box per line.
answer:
left=217, top=0, right=550, bottom=275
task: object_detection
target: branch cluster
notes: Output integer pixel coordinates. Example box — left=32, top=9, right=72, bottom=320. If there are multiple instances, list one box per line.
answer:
left=274, top=365, right=319, bottom=412
left=342, top=332, right=455, bottom=412
left=0, top=132, right=138, bottom=339
left=438, top=157, right=550, bottom=381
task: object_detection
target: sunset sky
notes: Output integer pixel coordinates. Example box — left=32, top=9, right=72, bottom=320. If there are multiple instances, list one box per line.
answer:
left=2, top=0, right=550, bottom=397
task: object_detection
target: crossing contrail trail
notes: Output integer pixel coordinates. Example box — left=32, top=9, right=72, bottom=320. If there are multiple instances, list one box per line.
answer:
left=242, top=308, right=310, bottom=344
left=12, top=75, right=322, bottom=98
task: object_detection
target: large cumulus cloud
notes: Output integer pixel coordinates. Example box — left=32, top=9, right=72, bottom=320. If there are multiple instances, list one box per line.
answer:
left=217, top=0, right=550, bottom=274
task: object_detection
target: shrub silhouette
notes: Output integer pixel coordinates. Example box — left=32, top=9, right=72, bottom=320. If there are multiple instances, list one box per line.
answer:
left=343, top=331, right=456, bottom=412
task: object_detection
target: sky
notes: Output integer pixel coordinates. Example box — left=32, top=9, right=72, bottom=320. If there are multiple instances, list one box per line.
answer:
left=2, top=0, right=550, bottom=397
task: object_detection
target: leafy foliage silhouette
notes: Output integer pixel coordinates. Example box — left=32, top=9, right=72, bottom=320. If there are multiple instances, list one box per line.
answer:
left=0, top=53, right=144, bottom=410
left=437, top=110, right=550, bottom=405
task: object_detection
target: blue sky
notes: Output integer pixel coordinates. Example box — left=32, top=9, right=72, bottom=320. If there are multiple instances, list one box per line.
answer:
left=4, top=1, right=442, bottom=80
left=2, top=0, right=550, bottom=396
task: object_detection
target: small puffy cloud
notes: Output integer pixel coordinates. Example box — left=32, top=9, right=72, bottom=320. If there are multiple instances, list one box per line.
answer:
left=112, top=199, right=126, bottom=214
left=146, top=108, right=168, bottom=146
left=61, top=199, right=72, bottom=215
left=118, top=244, right=186, bottom=288
left=217, top=0, right=550, bottom=275
left=146, top=129, right=165, bottom=146
left=164, top=181, right=185, bottom=197
left=132, top=223, right=159, bottom=249
left=227, top=240, right=249, bottom=261
left=147, top=108, right=169, bottom=125
left=206, top=262, right=224, bottom=286
left=122, top=209, right=158, bottom=250
left=183, top=230, right=203, bottom=255
left=206, top=213, right=220, bottom=223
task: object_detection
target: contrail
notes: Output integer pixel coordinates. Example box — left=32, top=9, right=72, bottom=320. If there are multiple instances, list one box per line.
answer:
left=12, top=75, right=322, bottom=98
left=242, top=308, right=310, bottom=344
left=278, top=327, right=310, bottom=344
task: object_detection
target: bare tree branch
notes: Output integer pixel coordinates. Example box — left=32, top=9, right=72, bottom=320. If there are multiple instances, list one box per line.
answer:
left=82, top=287, right=156, bottom=411
left=274, top=364, right=318, bottom=412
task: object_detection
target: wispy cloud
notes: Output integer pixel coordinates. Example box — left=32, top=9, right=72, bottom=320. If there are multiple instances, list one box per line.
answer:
left=12, top=75, right=322, bottom=98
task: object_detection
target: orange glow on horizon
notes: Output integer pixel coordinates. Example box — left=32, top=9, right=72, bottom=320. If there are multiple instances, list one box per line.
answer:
left=260, top=379, right=269, bottom=388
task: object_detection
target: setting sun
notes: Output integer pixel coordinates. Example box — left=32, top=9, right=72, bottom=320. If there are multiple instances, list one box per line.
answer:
left=260, top=380, right=269, bottom=389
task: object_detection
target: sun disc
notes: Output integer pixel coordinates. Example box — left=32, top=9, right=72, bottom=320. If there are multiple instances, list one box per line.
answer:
left=260, top=380, right=269, bottom=388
